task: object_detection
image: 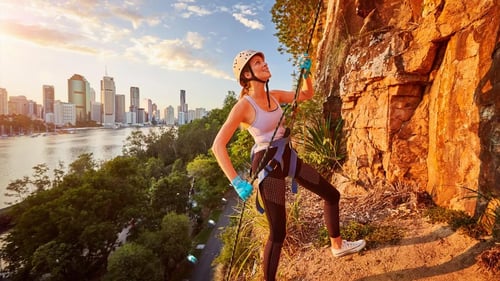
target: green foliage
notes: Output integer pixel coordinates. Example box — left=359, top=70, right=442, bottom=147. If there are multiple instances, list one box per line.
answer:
left=316, top=221, right=403, bottom=249
left=216, top=202, right=263, bottom=280
left=1, top=156, right=149, bottom=280
left=122, top=129, right=148, bottom=158
left=146, top=127, right=179, bottom=165
left=68, top=153, right=96, bottom=174
left=5, top=163, right=60, bottom=205
left=123, top=127, right=179, bottom=165
left=340, top=221, right=373, bottom=242
left=31, top=241, right=81, bottom=281
left=187, top=154, right=227, bottom=210
left=424, top=206, right=487, bottom=239
left=365, top=225, right=404, bottom=247
left=271, top=0, right=323, bottom=60
left=104, top=242, right=162, bottom=281
left=160, top=212, right=191, bottom=257
left=177, top=118, right=218, bottom=160
left=228, top=129, right=253, bottom=172
left=1, top=91, right=243, bottom=280
left=150, top=171, right=190, bottom=216
left=302, top=117, right=345, bottom=175
left=461, top=186, right=500, bottom=239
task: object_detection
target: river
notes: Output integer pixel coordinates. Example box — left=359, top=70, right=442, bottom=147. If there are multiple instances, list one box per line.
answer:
left=0, top=127, right=154, bottom=208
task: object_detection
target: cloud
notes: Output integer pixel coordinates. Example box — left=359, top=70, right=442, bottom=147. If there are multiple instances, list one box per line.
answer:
left=232, top=13, right=264, bottom=30
left=124, top=32, right=231, bottom=80
left=185, top=32, right=204, bottom=49
left=0, top=20, right=99, bottom=54
left=231, top=4, right=264, bottom=30
left=173, top=1, right=212, bottom=18
left=109, top=3, right=161, bottom=29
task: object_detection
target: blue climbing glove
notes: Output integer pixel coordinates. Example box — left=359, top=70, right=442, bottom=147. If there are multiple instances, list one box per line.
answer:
left=299, top=53, right=312, bottom=78
left=231, top=175, right=253, bottom=201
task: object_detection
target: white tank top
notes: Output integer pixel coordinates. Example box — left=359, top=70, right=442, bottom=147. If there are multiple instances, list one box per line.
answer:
left=244, top=95, right=286, bottom=150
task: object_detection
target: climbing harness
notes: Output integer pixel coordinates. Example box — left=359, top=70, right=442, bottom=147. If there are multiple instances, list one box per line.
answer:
left=225, top=1, right=323, bottom=280
left=251, top=128, right=298, bottom=214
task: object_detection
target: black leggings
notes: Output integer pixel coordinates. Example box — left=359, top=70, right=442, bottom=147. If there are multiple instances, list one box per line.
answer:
left=251, top=146, right=341, bottom=281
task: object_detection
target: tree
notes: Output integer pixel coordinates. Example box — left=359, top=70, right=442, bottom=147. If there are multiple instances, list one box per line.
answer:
left=228, top=129, right=254, bottom=172
left=122, top=129, right=148, bottom=159
left=103, top=242, right=162, bottom=281
left=271, top=0, right=322, bottom=61
left=1, top=156, right=149, bottom=280
left=150, top=171, right=190, bottom=216
left=5, top=163, right=55, bottom=205
left=147, top=127, right=178, bottom=165
left=187, top=153, right=227, bottom=210
left=135, top=212, right=192, bottom=280
left=68, top=153, right=96, bottom=174
left=159, top=212, right=191, bottom=280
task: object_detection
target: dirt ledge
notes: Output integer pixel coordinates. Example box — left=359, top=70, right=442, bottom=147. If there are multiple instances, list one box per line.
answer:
left=275, top=188, right=499, bottom=281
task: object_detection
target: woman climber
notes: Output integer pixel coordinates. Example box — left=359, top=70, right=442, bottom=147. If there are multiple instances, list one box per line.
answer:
left=211, top=50, right=366, bottom=281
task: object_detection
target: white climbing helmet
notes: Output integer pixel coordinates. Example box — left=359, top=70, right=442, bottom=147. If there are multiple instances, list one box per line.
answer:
left=232, top=50, right=265, bottom=86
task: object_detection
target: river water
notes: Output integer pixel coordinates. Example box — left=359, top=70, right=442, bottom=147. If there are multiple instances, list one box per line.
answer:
left=0, top=127, right=153, bottom=208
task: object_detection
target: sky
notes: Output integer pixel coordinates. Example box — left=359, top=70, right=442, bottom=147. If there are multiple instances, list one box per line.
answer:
left=0, top=0, right=296, bottom=112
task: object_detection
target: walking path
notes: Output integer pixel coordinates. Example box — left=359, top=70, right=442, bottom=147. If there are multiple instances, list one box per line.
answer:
left=189, top=193, right=238, bottom=281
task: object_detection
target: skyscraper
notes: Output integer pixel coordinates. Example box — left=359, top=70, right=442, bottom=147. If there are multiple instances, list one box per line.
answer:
left=142, top=98, right=152, bottom=123
left=8, top=95, right=29, bottom=115
left=54, top=100, right=76, bottom=126
left=43, top=85, right=54, bottom=122
left=165, top=105, right=175, bottom=125
left=68, top=74, right=90, bottom=122
left=130, top=86, right=140, bottom=113
left=101, top=76, right=116, bottom=127
left=115, top=94, right=125, bottom=123
left=0, top=88, right=8, bottom=115
left=178, top=89, right=188, bottom=125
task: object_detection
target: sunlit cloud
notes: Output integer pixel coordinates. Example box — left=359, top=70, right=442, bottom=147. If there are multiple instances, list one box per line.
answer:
left=232, top=14, right=264, bottom=30
left=231, top=4, right=264, bottom=30
left=173, top=1, right=212, bottom=18
left=0, top=20, right=99, bottom=54
left=124, top=32, right=231, bottom=80
left=185, top=32, right=204, bottom=49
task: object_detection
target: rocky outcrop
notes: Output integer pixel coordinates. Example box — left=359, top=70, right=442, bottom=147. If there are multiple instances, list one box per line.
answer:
left=317, top=0, right=499, bottom=215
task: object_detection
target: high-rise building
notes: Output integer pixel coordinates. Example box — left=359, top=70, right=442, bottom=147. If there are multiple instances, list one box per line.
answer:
left=101, top=76, right=116, bottom=127
left=178, top=89, right=188, bottom=125
left=130, top=86, right=140, bottom=113
left=54, top=100, right=76, bottom=126
left=165, top=105, right=175, bottom=125
left=91, top=102, right=102, bottom=123
left=187, top=109, right=195, bottom=123
left=0, top=88, right=8, bottom=115
left=90, top=88, right=96, bottom=103
left=43, top=85, right=55, bottom=122
left=142, top=98, right=152, bottom=123
left=27, top=100, right=38, bottom=119
left=195, top=107, right=207, bottom=119
left=151, top=103, right=158, bottom=122
left=68, top=74, right=90, bottom=122
left=115, top=94, right=125, bottom=123
left=8, top=95, right=28, bottom=115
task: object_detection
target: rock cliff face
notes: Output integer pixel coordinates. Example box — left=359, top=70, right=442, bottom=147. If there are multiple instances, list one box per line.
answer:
left=316, top=0, right=499, bottom=215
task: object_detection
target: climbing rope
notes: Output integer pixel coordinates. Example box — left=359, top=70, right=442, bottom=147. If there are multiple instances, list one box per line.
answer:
left=225, top=1, right=323, bottom=280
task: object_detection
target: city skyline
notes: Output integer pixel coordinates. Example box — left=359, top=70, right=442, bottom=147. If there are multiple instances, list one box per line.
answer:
left=2, top=72, right=213, bottom=114
left=1, top=81, right=208, bottom=126
left=0, top=1, right=296, bottom=112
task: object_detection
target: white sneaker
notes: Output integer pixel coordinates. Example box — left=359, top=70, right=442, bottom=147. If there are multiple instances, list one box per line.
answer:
left=331, top=239, right=366, bottom=257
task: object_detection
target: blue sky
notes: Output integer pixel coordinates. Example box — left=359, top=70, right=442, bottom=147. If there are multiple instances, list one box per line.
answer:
left=0, top=0, right=295, bottom=111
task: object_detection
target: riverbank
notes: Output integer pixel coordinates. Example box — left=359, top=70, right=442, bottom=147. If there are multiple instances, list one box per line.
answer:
left=0, top=126, right=151, bottom=208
